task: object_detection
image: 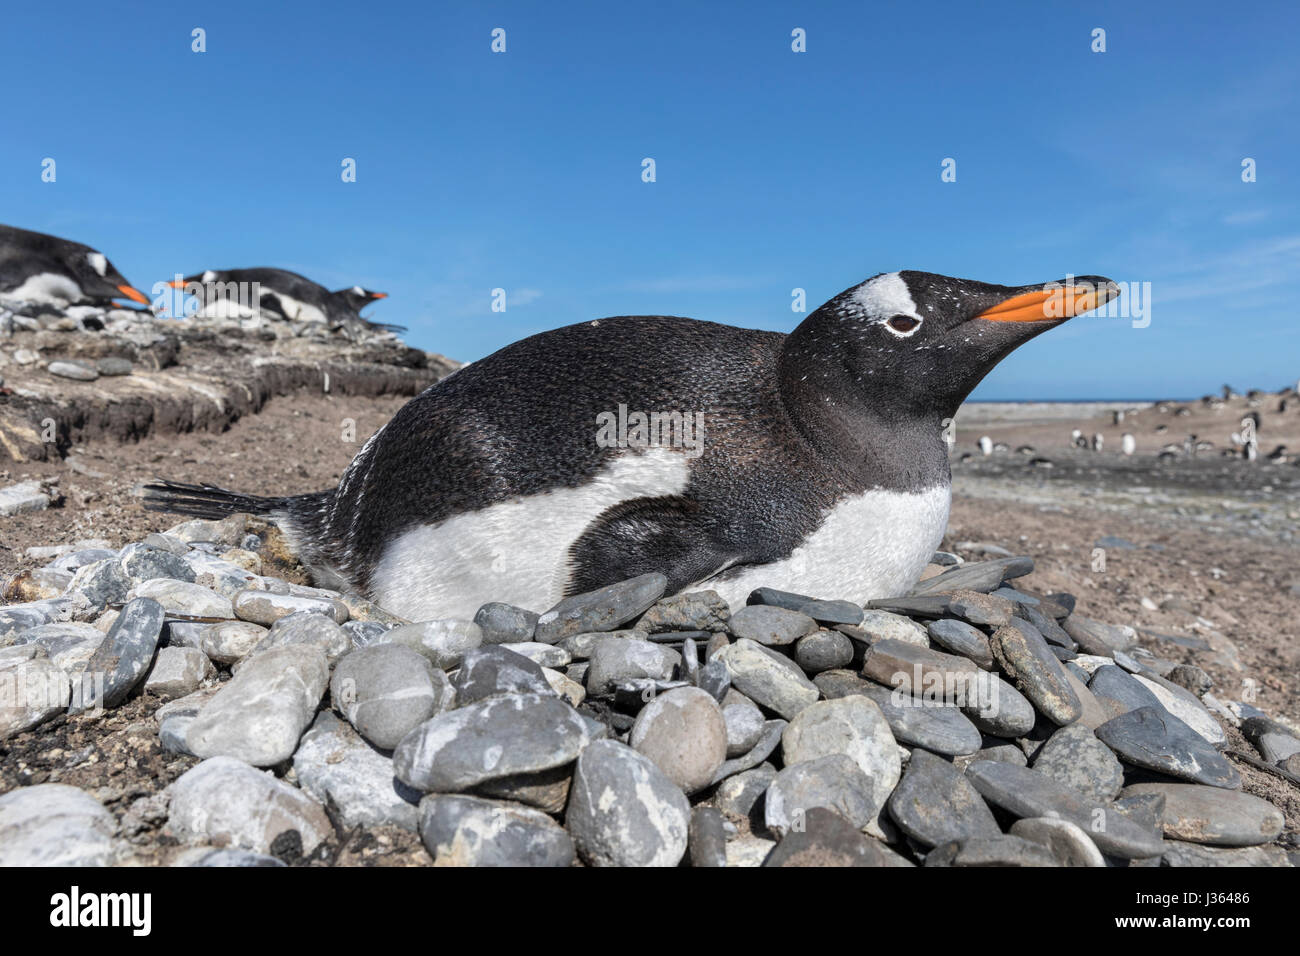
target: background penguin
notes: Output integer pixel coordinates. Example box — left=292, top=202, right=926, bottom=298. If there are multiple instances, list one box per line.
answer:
left=0, top=224, right=150, bottom=308
left=145, top=270, right=1118, bottom=621
left=168, top=267, right=404, bottom=335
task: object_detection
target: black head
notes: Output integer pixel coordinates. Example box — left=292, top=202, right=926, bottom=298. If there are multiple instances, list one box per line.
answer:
left=66, top=244, right=149, bottom=306
left=332, top=285, right=388, bottom=312
left=781, top=270, right=1119, bottom=428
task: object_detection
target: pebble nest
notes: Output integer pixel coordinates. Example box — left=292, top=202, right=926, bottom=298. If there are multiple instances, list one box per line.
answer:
left=1, top=514, right=1297, bottom=868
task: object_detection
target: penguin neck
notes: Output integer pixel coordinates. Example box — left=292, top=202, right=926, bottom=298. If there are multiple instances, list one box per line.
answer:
left=777, top=335, right=954, bottom=492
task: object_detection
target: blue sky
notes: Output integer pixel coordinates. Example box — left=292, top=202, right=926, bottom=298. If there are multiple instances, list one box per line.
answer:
left=3, top=0, right=1295, bottom=399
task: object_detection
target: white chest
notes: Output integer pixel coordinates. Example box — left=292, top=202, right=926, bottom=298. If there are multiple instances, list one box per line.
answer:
left=705, top=484, right=951, bottom=610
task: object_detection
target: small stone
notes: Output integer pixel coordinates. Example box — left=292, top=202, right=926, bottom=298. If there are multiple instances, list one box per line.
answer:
left=378, top=619, right=482, bottom=669
left=1031, top=723, right=1125, bottom=803
left=499, top=641, right=571, bottom=668
left=688, top=806, right=728, bottom=867
left=781, top=696, right=900, bottom=832
left=233, top=589, right=347, bottom=626
left=710, top=719, right=786, bottom=784
left=927, top=618, right=994, bottom=668
left=1010, top=817, right=1106, bottom=866
left=120, top=546, right=196, bottom=585
left=834, top=679, right=981, bottom=756
left=716, top=638, right=818, bottom=720
left=793, top=629, right=854, bottom=673
left=1062, top=615, right=1137, bottom=655
left=292, top=712, right=420, bottom=831
left=248, top=610, right=351, bottom=664
left=419, top=794, right=574, bottom=866
left=533, top=572, right=667, bottom=644
left=473, top=602, right=539, bottom=644
left=331, top=643, right=445, bottom=750
left=725, top=835, right=777, bottom=867
left=542, top=667, right=585, bottom=707
left=887, top=748, right=1000, bottom=848
left=629, top=686, right=727, bottom=793
left=715, top=764, right=776, bottom=823
left=1167, top=663, right=1213, bottom=696
left=186, top=645, right=330, bottom=766
left=70, top=596, right=166, bottom=713
left=3, top=567, right=72, bottom=602
left=144, top=646, right=213, bottom=699
left=989, top=620, right=1082, bottom=725
left=1131, top=675, right=1226, bottom=747
left=394, top=693, right=594, bottom=792
left=454, top=645, right=554, bottom=704
left=961, top=675, right=1038, bottom=738
left=726, top=604, right=818, bottom=646
left=764, top=754, right=876, bottom=836
left=856, top=609, right=929, bottom=646
left=47, top=360, right=97, bottom=380
left=635, top=590, right=730, bottom=634
left=567, top=738, right=690, bottom=867
left=1088, top=664, right=1163, bottom=715
left=797, top=599, right=864, bottom=627
left=1121, top=782, right=1284, bottom=847
left=585, top=638, right=681, bottom=696
left=720, top=689, right=765, bottom=757
left=1241, top=716, right=1300, bottom=764
left=1096, top=707, right=1239, bottom=788
left=199, top=620, right=268, bottom=664
left=861, top=638, right=981, bottom=701
left=764, top=807, right=904, bottom=867
left=128, top=579, right=232, bottom=619
left=557, top=629, right=639, bottom=660
left=0, top=657, right=69, bottom=739
left=948, top=589, right=1016, bottom=627
left=0, top=480, right=53, bottom=516
left=93, top=356, right=132, bottom=376
left=167, top=756, right=331, bottom=854
left=909, top=556, right=1033, bottom=595
left=945, top=834, right=1060, bottom=867
left=965, top=760, right=1164, bottom=859
left=0, top=784, right=119, bottom=865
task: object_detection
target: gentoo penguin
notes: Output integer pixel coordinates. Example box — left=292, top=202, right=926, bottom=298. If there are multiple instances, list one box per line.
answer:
left=0, top=224, right=149, bottom=307
left=144, top=270, right=1118, bottom=621
left=168, top=268, right=404, bottom=335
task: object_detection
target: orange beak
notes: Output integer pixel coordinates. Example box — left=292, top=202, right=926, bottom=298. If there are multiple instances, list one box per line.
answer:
left=975, top=282, right=1118, bottom=323
left=370, top=292, right=388, bottom=299
left=117, top=284, right=150, bottom=305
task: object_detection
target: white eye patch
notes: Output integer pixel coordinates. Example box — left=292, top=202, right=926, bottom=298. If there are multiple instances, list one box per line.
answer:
left=849, top=271, right=924, bottom=337
left=86, top=252, right=108, bottom=276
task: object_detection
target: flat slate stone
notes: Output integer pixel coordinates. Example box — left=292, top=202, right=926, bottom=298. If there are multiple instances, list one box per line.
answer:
left=989, top=620, right=1082, bottom=726
left=1095, top=706, right=1240, bottom=789
left=926, top=618, right=994, bottom=668
left=1010, top=816, right=1105, bottom=867
left=847, top=681, right=981, bottom=756
left=715, top=639, right=818, bottom=720
left=1031, top=723, right=1125, bottom=803
left=1089, top=664, right=1163, bottom=715
left=764, top=753, right=876, bottom=836
left=419, top=794, right=574, bottom=867
left=887, top=749, right=1000, bottom=848
left=964, top=760, right=1165, bottom=859
left=947, top=834, right=1059, bottom=867
left=864, top=594, right=951, bottom=619
left=1121, top=783, right=1284, bottom=847
left=567, top=739, right=689, bottom=867
left=394, top=693, right=596, bottom=792
left=473, top=602, right=539, bottom=644
left=855, top=609, right=929, bottom=647
left=861, top=638, right=980, bottom=702
left=69, top=596, right=166, bottom=713
left=763, top=807, right=908, bottom=867
left=1131, top=674, right=1226, bottom=747
left=907, top=556, right=1033, bottom=596
left=454, top=644, right=555, bottom=704
left=948, top=590, right=1017, bottom=627
left=961, top=675, right=1037, bottom=738
left=1160, top=842, right=1291, bottom=867
left=688, top=806, right=728, bottom=868
left=534, top=573, right=667, bottom=644
left=726, top=604, right=818, bottom=646
left=1062, top=615, right=1137, bottom=655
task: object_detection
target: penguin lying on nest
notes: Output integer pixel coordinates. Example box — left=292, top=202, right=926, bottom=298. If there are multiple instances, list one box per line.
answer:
left=168, top=267, right=404, bottom=337
left=144, top=271, right=1118, bottom=620
left=0, top=224, right=150, bottom=308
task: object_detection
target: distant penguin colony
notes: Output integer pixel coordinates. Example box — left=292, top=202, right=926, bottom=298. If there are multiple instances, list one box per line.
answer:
left=0, top=224, right=149, bottom=308
left=169, top=267, right=403, bottom=337
left=146, top=271, right=1119, bottom=621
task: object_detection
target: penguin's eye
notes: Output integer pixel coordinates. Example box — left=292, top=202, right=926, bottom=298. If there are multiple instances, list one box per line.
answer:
left=887, top=314, right=921, bottom=334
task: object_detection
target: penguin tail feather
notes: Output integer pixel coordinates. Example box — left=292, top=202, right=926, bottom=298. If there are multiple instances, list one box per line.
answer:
left=140, top=479, right=285, bottom=521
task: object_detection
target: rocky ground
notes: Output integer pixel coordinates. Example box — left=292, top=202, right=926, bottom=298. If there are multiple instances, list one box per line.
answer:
left=1, top=310, right=1297, bottom=867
